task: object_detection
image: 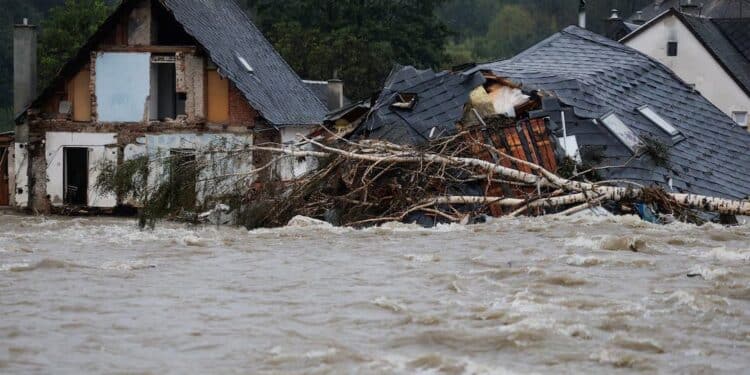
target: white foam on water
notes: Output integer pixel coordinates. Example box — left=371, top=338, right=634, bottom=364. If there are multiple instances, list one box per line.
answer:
left=563, top=254, right=603, bottom=267
left=687, top=265, right=730, bottom=281
left=371, top=296, right=407, bottom=313
left=704, top=247, right=750, bottom=262
left=100, top=260, right=156, bottom=271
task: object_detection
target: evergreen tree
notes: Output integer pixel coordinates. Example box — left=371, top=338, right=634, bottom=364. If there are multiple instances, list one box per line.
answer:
left=38, top=0, right=111, bottom=87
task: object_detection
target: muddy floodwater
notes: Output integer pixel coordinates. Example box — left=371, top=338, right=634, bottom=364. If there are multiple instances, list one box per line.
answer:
left=1, top=212, right=749, bottom=374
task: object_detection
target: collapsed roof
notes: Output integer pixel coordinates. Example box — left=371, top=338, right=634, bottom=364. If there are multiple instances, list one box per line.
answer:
left=351, top=65, right=486, bottom=145
left=475, top=25, right=750, bottom=201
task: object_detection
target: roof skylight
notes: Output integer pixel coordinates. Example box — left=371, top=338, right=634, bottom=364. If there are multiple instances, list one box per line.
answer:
left=600, top=112, right=641, bottom=153
left=638, top=105, right=680, bottom=136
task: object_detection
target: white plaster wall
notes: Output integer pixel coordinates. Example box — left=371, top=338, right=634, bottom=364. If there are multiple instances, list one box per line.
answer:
left=625, top=15, right=750, bottom=128
left=13, top=143, right=28, bottom=208
left=144, top=133, right=253, bottom=206
left=45, top=132, right=118, bottom=207
left=7, top=143, right=15, bottom=206
left=277, top=126, right=319, bottom=181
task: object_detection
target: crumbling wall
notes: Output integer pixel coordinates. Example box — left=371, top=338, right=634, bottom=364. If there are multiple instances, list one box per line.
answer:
left=29, top=142, right=49, bottom=213
left=127, top=0, right=153, bottom=46
left=176, top=52, right=205, bottom=122
left=12, top=143, right=29, bottom=208
left=44, top=132, right=118, bottom=208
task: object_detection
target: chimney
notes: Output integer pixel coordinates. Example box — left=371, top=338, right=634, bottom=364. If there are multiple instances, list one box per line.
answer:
left=14, top=18, right=38, bottom=117
left=680, top=0, right=701, bottom=15
left=633, top=11, right=646, bottom=25
left=605, top=9, right=623, bottom=40
left=578, top=0, right=587, bottom=29
left=326, top=79, right=344, bottom=111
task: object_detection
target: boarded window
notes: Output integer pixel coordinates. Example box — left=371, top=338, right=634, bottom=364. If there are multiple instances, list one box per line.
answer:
left=95, top=52, right=151, bottom=122
left=70, top=68, right=91, bottom=122
left=600, top=113, right=641, bottom=153
left=207, top=70, right=229, bottom=123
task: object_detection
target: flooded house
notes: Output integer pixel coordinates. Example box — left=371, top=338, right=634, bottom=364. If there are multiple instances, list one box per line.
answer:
left=12, top=0, right=328, bottom=213
left=342, top=26, right=750, bottom=211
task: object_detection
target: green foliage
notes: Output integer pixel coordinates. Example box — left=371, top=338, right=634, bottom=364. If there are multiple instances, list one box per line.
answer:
left=248, top=0, right=450, bottom=100
left=639, top=137, right=671, bottom=168
left=38, top=0, right=111, bottom=87
left=0, top=107, right=14, bottom=133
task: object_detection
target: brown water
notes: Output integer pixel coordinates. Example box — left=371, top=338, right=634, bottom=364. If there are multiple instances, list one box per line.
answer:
left=1, top=212, right=749, bottom=374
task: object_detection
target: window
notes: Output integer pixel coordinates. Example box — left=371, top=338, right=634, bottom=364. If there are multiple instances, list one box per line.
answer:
left=150, top=54, right=186, bottom=121
left=638, top=105, right=680, bottom=136
left=600, top=112, right=641, bottom=153
left=732, top=111, right=748, bottom=127
left=667, top=41, right=678, bottom=56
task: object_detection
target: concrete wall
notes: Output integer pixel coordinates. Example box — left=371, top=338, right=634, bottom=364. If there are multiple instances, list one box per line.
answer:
left=13, top=24, right=37, bottom=115
left=625, top=15, right=750, bottom=128
left=44, top=132, right=118, bottom=208
left=13, top=143, right=28, bottom=207
left=276, top=126, right=318, bottom=181
left=143, top=133, right=254, bottom=205
left=95, top=52, right=151, bottom=122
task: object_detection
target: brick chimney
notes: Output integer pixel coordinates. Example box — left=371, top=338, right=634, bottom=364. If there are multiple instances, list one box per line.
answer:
left=326, top=79, right=344, bottom=111
left=14, top=18, right=38, bottom=117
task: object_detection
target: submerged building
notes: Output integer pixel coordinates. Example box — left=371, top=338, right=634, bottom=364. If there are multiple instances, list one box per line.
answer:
left=11, top=0, right=329, bottom=213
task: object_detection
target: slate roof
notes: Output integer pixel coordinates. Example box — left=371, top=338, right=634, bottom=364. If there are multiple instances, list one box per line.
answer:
left=19, top=0, right=326, bottom=126
left=678, top=14, right=750, bottom=96
left=161, top=0, right=326, bottom=125
left=351, top=65, right=485, bottom=145
left=476, top=26, right=750, bottom=201
left=303, top=80, right=351, bottom=111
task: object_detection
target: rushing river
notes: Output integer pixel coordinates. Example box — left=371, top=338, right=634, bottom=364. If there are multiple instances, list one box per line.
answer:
left=1, top=212, right=749, bottom=374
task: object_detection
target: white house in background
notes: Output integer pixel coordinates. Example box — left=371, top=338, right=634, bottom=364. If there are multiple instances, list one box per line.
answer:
left=621, top=9, right=750, bottom=129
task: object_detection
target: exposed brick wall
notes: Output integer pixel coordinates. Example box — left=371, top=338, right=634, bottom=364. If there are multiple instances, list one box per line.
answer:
left=229, top=83, right=257, bottom=127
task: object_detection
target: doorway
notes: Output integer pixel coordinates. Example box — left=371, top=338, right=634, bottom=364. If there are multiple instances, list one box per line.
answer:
left=0, top=147, right=9, bottom=206
left=64, top=147, right=88, bottom=205
left=169, top=149, right=196, bottom=209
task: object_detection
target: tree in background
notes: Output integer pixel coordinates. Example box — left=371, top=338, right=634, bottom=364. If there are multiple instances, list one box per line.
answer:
left=248, top=0, right=450, bottom=100
left=38, top=0, right=111, bottom=87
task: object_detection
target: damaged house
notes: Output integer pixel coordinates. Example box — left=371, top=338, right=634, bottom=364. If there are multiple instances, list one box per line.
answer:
left=347, top=26, right=750, bottom=210
left=12, top=0, right=328, bottom=213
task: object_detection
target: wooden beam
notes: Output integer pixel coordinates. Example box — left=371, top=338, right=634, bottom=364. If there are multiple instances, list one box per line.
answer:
left=98, top=45, right=198, bottom=54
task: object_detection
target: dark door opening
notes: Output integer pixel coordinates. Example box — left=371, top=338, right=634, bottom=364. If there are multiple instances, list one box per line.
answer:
left=0, top=147, right=9, bottom=206
left=64, top=147, right=88, bottom=205
left=157, top=63, right=177, bottom=120
left=169, top=149, right=196, bottom=210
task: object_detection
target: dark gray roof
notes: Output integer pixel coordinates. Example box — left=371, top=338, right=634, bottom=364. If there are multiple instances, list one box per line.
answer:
left=162, top=0, right=326, bottom=125
left=351, top=65, right=485, bottom=145
left=303, top=80, right=351, bottom=111
left=477, top=26, right=750, bottom=200
left=678, top=14, right=750, bottom=96
left=626, top=0, right=750, bottom=23
left=713, top=18, right=750, bottom=61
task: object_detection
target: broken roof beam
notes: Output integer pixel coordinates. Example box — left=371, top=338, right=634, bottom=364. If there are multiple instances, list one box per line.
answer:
left=98, top=45, right=198, bottom=54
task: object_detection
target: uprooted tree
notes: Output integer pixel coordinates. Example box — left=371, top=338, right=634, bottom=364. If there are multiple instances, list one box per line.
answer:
left=95, top=128, right=750, bottom=229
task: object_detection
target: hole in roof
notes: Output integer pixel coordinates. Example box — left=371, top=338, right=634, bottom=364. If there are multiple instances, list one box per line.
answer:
left=391, top=93, right=418, bottom=110
left=236, top=54, right=254, bottom=73
left=638, top=105, right=680, bottom=137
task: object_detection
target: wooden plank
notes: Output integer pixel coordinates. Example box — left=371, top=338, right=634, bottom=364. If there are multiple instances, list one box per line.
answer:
left=98, top=45, right=198, bottom=53
left=206, top=70, right=229, bottom=124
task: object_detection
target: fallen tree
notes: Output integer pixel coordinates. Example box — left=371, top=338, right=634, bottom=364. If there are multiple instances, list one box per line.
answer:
left=96, top=131, right=750, bottom=228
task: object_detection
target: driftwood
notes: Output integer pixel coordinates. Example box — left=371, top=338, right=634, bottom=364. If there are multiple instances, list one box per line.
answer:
left=238, top=134, right=750, bottom=227
left=100, top=130, right=749, bottom=228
